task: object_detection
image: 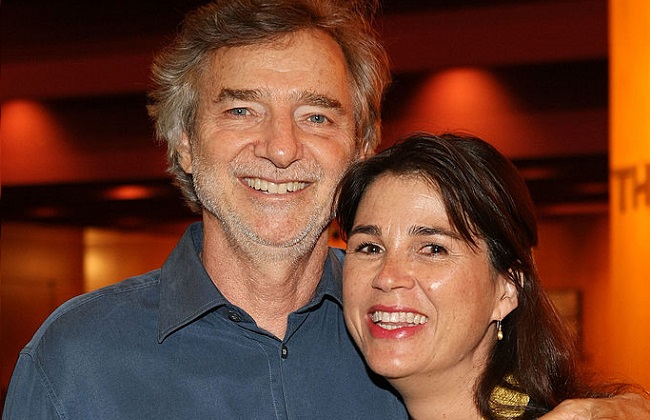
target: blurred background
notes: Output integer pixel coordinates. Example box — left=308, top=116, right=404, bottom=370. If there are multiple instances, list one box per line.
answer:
left=2, top=0, right=649, bottom=404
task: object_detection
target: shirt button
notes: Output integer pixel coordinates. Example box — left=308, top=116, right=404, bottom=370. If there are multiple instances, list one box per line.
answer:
left=227, top=311, right=242, bottom=322
left=281, top=345, right=288, bottom=359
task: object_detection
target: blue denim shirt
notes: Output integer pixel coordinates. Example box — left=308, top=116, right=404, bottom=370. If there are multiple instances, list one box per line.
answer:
left=4, top=223, right=406, bottom=419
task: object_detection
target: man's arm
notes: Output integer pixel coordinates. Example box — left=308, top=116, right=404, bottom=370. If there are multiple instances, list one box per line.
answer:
left=3, top=353, right=63, bottom=419
left=540, top=393, right=650, bottom=419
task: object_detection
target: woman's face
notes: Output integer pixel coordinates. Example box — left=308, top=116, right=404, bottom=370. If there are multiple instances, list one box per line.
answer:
left=343, top=175, right=517, bottom=383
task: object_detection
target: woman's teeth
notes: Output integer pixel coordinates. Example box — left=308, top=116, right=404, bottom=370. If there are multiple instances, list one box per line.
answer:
left=371, top=311, right=428, bottom=330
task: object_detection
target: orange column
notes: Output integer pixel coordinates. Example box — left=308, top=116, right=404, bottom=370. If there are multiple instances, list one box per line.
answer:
left=608, top=0, right=650, bottom=389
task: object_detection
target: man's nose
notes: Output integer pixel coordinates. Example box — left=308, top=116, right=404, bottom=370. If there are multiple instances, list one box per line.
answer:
left=254, top=114, right=302, bottom=168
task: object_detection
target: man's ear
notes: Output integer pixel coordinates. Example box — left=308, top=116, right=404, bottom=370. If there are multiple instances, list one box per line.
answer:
left=492, top=273, right=519, bottom=321
left=177, top=132, right=194, bottom=174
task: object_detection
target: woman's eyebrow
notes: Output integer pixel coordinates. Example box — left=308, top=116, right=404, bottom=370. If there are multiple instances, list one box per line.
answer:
left=409, top=225, right=460, bottom=240
left=349, top=224, right=380, bottom=237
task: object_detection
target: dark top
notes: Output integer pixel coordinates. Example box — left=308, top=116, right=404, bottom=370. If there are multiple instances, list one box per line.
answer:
left=4, top=222, right=406, bottom=419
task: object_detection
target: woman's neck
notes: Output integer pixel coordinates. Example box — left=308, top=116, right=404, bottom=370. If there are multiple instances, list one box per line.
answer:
left=390, top=362, right=484, bottom=420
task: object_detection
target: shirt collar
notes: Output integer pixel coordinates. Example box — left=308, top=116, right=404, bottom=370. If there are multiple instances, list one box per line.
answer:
left=296, top=247, right=345, bottom=313
left=157, top=222, right=346, bottom=342
left=158, top=222, right=227, bottom=343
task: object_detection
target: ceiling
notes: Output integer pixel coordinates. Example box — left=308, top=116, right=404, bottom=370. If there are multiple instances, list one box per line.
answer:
left=1, top=0, right=610, bottom=229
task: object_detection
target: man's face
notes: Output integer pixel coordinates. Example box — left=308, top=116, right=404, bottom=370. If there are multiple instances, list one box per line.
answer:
left=177, top=29, right=357, bottom=258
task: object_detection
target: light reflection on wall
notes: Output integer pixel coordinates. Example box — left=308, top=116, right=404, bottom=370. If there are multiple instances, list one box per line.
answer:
left=83, top=228, right=180, bottom=292
left=2, top=100, right=71, bottom=185
left=387, top=67, right=534, bottom=156
left=383, top=66, right=608, bottom=158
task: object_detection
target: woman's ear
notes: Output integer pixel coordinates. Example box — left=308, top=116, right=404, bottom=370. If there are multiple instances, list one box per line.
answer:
left=177, top=133, right=194, bottom=174
left=492, top=273, right=519, bottom=321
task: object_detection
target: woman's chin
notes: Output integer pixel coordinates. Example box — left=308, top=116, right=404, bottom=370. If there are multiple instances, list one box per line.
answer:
left=366, top=355, right=417, bottom=381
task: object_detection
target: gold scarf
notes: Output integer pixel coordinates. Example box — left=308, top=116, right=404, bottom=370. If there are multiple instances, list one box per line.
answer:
left=488, top=376, right=530, bottom=419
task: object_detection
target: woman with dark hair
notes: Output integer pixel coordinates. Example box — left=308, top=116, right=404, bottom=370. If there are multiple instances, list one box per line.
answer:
left=336, top=133, right=638, bottom=419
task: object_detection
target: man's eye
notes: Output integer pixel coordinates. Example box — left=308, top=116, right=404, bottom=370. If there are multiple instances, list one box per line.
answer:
left=308, top=114, right=328, bottom=124
left=228, top=108, right=249, bottom=116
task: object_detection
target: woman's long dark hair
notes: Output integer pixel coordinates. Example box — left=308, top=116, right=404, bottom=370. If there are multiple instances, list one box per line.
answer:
left=335, top=133, right=623, bottom=418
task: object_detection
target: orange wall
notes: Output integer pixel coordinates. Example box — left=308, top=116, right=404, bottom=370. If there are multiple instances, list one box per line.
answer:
left=83, top=227, right=182, bottom=291
left=607, top=0, right=650, bottom=389
left=535, top=215, right=612, bottom=374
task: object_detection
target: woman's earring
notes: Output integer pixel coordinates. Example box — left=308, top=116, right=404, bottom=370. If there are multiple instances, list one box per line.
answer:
left=496, top=320, right=504, bottom=341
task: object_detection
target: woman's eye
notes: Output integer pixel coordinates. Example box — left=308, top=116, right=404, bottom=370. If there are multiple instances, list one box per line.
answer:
left=423, top=244, right=447, bottom=255
left=353, top=243, right=383, bottom=254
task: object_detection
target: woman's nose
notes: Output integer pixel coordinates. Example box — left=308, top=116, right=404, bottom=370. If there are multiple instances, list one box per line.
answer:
left=371, top=255, right=416, bottom=293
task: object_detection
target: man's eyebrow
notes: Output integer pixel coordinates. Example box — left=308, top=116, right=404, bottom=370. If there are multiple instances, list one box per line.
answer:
left=214, top=88, right=261, bottom=103
left=349, top=224, right=380, bottom=237
left=297, top=91, right=342, bottom=109
left=213, top=89, right=343, bottom=110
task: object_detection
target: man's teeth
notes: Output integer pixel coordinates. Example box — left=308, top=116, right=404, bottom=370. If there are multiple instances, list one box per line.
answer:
left=371, top=311, right=428, bottom=330
left=245, top=178, right=307, bottom=194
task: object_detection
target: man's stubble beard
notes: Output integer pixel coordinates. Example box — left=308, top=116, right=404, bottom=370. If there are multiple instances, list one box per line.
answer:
left=192, top=157, right=337, bottom=264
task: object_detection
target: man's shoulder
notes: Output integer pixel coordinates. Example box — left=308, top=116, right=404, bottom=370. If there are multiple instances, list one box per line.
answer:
left=22, top=270, right=162, bottom=357
left=329, top=246, right=345, bottom=258
left=328, top=246, right=346, bottom=267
